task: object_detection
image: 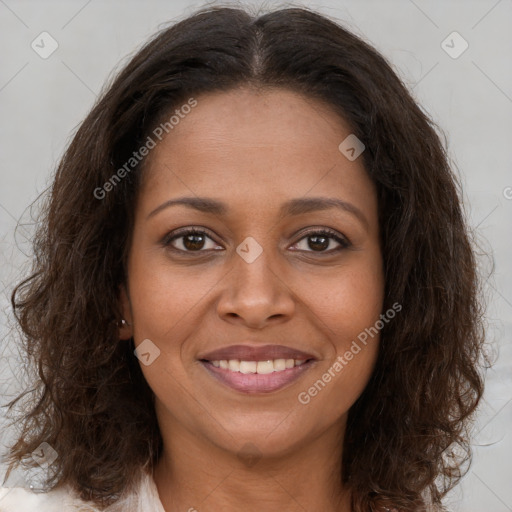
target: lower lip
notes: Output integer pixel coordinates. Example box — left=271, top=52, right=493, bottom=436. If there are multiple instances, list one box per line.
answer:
left=200, top=360, right=315, bottom=393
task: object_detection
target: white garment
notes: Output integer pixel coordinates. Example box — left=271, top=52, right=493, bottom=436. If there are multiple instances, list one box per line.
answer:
left=0, top=470, right=166, bottom=512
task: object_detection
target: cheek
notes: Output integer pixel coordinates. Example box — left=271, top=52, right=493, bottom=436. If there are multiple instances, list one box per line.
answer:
left=294, top=255, right=384, bottom=343
left=298, top=341, right=379, bottom=427
left=295, top=269, right=383, bottom=415
left=126, top=247, right=216, bottom=339
left=294, top=256, right=383, bottom=408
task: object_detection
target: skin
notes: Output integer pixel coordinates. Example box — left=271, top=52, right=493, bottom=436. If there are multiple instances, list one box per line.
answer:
left=119, top=86, right=384, bottom=512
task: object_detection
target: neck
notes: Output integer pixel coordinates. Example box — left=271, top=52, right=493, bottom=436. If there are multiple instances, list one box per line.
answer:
left=153, top=419, right=351, bottom=512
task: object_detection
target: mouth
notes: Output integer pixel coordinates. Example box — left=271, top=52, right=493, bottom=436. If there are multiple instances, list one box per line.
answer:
left=198, top=344, right=317, bottom=394
left=204, top=357, right=311, bottom=372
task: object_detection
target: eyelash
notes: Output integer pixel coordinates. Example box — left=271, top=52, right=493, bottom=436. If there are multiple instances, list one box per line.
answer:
left=161, top=227, right=351, bottom=256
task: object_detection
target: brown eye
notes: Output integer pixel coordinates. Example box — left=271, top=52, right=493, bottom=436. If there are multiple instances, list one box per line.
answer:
left=163, top=229, right=222, bottom=253
left=180, top=232, right=207, bottom=251
left=292, top=229, right=350, bottom=253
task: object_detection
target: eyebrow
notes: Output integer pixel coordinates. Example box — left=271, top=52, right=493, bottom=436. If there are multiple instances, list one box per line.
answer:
left=147, top=196, right=369, bottom=229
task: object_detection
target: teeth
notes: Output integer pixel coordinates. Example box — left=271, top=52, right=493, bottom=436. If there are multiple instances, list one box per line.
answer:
left=209, top=358, right=309, bottom=374
left=274, top=359, right=286, bottom=371
left=228, top=359, right=240, bottom=372
left=256, top=360, right=274, bottom=374
left=239, top=361, right=257, bottom=374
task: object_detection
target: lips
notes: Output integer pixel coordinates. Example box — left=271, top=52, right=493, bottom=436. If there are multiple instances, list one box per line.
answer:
left=198, top=344, right=316, bottom=362
left=198, top=344, right=317, bottom=393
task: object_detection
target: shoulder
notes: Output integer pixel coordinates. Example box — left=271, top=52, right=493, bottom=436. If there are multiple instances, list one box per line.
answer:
left=0, top=470, right=165, bottom=512
left=0, top=485, right=100, bottom=511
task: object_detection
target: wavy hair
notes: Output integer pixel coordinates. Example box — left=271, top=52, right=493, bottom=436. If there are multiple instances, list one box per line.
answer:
left=3, top=5, right=487, bottom=511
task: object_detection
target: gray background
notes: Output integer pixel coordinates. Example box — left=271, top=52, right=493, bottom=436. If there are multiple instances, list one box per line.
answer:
left=0, top=0, right=511, bottom=510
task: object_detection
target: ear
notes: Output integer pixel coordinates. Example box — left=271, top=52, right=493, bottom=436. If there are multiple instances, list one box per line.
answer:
left=118, top=283, right=134, bottom=340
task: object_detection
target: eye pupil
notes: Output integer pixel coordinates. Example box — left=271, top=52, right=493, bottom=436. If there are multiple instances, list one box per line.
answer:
left=184, top=233, right=205, bottom=251
left=308, top=235, right=329, bottom=251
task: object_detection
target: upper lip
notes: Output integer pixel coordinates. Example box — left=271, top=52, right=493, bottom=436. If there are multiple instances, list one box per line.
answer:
left=199, top=344, right=316, bottom=362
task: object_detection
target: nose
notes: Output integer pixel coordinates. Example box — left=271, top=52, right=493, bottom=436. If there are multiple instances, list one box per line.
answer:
left=216, top=248, right=296, bottom=330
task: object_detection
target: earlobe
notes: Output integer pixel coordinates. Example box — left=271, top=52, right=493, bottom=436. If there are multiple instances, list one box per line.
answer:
left=118, top=284, right=133, bottom=340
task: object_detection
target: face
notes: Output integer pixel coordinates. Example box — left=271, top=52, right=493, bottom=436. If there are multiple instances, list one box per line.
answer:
left=120, top=86, right=384, bottom=460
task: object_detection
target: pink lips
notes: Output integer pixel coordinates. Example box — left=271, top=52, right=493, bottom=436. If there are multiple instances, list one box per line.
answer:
left=201, top=360, right=315, bottom=393
left=198, top=344, right=316, bottom=394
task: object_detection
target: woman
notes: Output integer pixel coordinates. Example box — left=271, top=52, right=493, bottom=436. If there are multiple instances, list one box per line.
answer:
left=0, top=4, right=486, bottom=511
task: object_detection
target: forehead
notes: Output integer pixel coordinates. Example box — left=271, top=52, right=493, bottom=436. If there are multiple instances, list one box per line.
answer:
left=138, top=87, right=376, bottom=221
left=153, top=86, right=353, bottom=152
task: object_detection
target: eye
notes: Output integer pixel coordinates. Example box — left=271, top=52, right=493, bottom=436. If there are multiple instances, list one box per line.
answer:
left=162, top=227, right=351, bottom=255
left=162, top=228, right=222, bottom=253
left=291, top=228, right=351, bottom=253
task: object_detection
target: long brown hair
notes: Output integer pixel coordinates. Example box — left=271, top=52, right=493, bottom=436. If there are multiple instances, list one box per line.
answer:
left=3, top=5, right=487, bottom=510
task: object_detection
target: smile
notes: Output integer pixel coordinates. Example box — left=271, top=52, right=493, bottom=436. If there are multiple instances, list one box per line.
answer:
left=200, top=358, right=315, bottom=393
left=209, top=358, right=307, bottom=373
